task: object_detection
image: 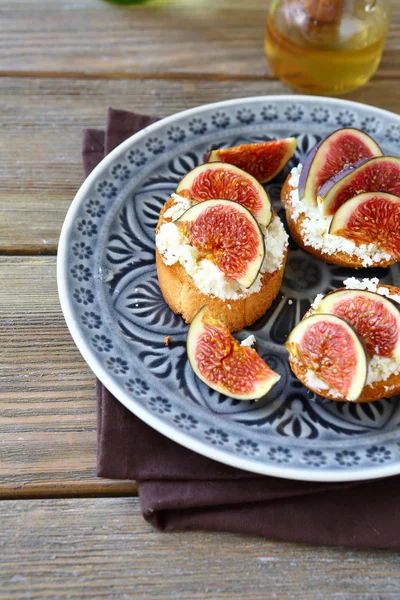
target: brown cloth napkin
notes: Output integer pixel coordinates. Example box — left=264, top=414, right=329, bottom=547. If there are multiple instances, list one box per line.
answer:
left=83, top=108, right=400, bottom=548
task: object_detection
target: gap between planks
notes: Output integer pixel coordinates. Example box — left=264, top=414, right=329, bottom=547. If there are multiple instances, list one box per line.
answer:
left=0, top=70, right=277, bottom=82
left=0, top=480, right=138, bottom=501
left=0, top=245, right=58, bottom=256
left=0, top=64, right=398, bottom=83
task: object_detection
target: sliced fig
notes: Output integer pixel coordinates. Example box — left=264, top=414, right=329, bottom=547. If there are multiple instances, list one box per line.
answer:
left=298, top=128, right=382, bottom=206
left=187, top=307, right=280, bottom=400
left=177, top=199, right=265, bottom=288
left=285, top=313, right=368, bottom=401
left=329, top=191, right=400, bottom=260
left=317, top=158, right=370, bottom=198
left=316, top=289, right=400, bottom=360
left=176, top=162, right=272, bottom=226
left=321, top=157, right=400, bottom=216
left=204, top=138, right=297, bottom=184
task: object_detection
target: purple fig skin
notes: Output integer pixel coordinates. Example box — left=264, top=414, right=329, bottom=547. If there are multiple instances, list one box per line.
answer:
left=297, top=140, right=322, bottom=199
left=317, top=158, right=371, bottom=198
left=317, top=167, right=353, bottom=198
left=322, top=156, right=400, bottom=216
left=203, top=151, right=211, bottom=162
left=298, top=128, right=382, bottom=205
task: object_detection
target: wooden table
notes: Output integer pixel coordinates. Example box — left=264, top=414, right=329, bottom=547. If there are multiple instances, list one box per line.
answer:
left=2, top=1, right=400, bottom=597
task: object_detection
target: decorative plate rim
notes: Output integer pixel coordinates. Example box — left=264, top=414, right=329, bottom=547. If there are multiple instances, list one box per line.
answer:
left=58, top=94, right=400, bottom=482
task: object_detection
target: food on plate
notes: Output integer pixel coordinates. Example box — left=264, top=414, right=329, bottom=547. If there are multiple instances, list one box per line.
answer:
left=187, top=307, right=280, bottom=400
left=204, top=138, right=297, bottom=184
left=285, top=278, right=400, bottom=402
left=319, top=156, right=400, bottom=216
left=298, top=128, right=382, bottom=206
left=315, top=288, right=400, bottom=359
left=286, top=313, right=368, bottom=402
left=156, top=155, right=289, bottom=333
left=280, top=128, right=399, bottom=268
left=329, top=192, right=400, bottom=260
left=176, top=162, right=272, bottom=226
left=176, top=199, right=265, bottom=289
left=156, top=193, right=288, bottom=332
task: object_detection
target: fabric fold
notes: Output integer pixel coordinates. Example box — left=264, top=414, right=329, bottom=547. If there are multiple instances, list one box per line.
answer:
left=81, top=108, right=400, bottom=549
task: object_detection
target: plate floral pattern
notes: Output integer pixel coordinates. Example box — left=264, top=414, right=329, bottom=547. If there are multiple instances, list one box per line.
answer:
left=58, top=96, right=400, bottom=481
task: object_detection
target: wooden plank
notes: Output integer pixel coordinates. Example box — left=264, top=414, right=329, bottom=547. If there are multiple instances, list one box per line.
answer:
left=2, top=75, right=400, bottom=253
left=0, top=0, right=271, bottom=78
left=0, top=0, right=399, bottom=80
left=0, top=75, right=286, bottom=253
left=0, top=256, right=136, bottom=496
left=1, top=497, right=400, bottom=599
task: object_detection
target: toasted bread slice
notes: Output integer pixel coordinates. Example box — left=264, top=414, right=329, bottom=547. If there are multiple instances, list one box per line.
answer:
left=156, top=197, right=287, bottom=332
left=288, top=284, right=400, bottom=403
left=281, top=175, right=397, bottom=269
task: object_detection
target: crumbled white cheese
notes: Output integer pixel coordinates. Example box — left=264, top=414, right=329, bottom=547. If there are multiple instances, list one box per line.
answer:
left=367, top=355, right=400, bottom=386
left=288, top=165, right=392, bottom=267
left=304, top=369, right=343, bottom=398
left=156, top=200, right=288, bottom=301
left=260, top=216, right=289, bottom=274
left=290, top=359, right=342, bottom=398
left=240, top=334, right=256, bottom=347
left=288, top=164, right=302, bottom=188
left=343, top=276, right=380, bottom=293
left=192, top=259, right=244, bottom=299
left=343, top=277, right=400, bottom=305
left=384, top=384, right=398, bottom=393
left=305, top=369, right=329, bottom=391
left=310, top=293, right=324, bottom=310
left=310, top=278, right=400, bottom=388
left=163, top=194, right=191, bottom=220
left=156, top=221, right=201, bottom=268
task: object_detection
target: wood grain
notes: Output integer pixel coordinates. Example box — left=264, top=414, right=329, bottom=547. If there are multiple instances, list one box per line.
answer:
left=2, top=0, right=400, bottom=588
left=2, top=497, right=400, bottom=599
left=0, top=0, right=271, bottom=78
left=0, top=256, right=137, bottom=496
left=0, top=76, right=284, bottom=253
left=0, top=0, right=399, bottom=80
left=2, top=75, right=400, bottom=253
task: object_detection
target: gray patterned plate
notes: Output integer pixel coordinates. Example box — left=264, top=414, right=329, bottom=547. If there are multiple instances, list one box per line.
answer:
left=58, top=96, right=400, bottom=482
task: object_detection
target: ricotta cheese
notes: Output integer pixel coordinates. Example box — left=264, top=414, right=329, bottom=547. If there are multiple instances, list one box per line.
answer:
left=367, top=355, right=400, bottom=386
left=309, top=278, right=400, bottom=389
left=304, top=369, right=342, bottom=399
left=305, top=369, right=329, bottom=391
left=156, top=197, right=288, bottom=301
left=343, top=277, right=400, bottom=305
left=240, top=334, right=256, bottom=347
left=163, top=193, right=191, bottom=220
left=288, top=165, right=392, bottom=267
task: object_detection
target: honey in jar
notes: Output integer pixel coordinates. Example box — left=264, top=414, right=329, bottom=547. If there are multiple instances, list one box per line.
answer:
left=265, top=0, right=391, bottom=95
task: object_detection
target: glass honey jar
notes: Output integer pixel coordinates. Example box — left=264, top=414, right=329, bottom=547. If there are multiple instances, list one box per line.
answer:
left=265, top=0, right=391, bottom=95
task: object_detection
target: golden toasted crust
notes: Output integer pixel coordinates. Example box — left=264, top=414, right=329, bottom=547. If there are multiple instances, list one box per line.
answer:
left=156, top=198, right=287, bottom=332
left=281, top=176, right=397, bottom=269
left=287, top=285, right=400, bottom=403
